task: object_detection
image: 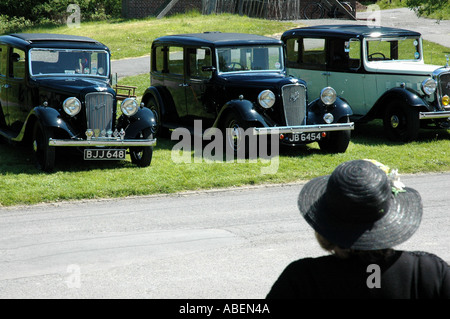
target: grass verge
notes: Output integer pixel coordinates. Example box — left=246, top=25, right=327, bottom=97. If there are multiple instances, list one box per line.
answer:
left=21, top=11, right=298, bottom=60
left=1, top=122, right=450, bottom=207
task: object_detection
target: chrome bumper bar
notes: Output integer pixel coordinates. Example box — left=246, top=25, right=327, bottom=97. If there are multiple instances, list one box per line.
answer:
left=49, top=138, right=157, bottom=147
left=419, top=111, right=450, bottom=120
left=253, top=123, right=354, bottom=135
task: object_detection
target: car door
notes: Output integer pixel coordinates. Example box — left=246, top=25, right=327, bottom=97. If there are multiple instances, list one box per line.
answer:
left=185, top=47, right=215, bottom=124
left=165, top=45, right=188, bottom=120
left=4, top=47, right=28, bottom=133
left=326, top=38, right=369, bottom=117
left=285, top=37, right=328, bottom=101
left=0, top=44, right=8, bottom=128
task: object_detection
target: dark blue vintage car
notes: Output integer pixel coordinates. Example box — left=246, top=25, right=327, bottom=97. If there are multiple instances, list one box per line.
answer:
left=141, top=32, right=354, bottom=155
left=0, top=33, right=156, bottom=171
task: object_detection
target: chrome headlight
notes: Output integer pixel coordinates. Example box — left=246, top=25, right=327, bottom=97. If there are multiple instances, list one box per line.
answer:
left=63, top=97, right=81, bottom=116
left=258, top=90, right=276, bottom=109
left=421, top=78, right=437, bottom=95
left=121, top=98, right=139, bottom=117
left=320, top=87, right=337, bottom=106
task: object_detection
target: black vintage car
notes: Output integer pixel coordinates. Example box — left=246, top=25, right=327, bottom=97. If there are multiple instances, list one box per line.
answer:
left=141, top=32, right=354, bottom=155
left=0, top=33, right=157, bottom=171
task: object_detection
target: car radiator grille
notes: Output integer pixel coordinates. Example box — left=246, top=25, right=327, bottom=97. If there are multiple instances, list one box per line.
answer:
left=438, top=72, right=450, bottom=108
left=281, top=84, right=307, bottom=126
left=85, top=92, right=114, bottom=133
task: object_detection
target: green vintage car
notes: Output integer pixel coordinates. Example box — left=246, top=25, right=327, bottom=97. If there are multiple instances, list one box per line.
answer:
left=282, top=25, right=450, bottom=142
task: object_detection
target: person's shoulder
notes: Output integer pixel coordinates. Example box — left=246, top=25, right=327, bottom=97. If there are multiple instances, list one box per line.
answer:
left=401, top=251, right=450, bottom=271
left=284, top=255, right=336, bottom=270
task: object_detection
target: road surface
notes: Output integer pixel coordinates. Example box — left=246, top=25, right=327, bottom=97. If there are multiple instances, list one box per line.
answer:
left=0, top=173, right=449, bottom=298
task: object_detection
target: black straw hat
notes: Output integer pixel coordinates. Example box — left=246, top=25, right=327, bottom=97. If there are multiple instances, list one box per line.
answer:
left=297, top=160, right=423, bottom=250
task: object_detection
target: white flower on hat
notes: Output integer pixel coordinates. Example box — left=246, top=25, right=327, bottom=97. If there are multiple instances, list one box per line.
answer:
left=364, top=159, right=405, bottom=195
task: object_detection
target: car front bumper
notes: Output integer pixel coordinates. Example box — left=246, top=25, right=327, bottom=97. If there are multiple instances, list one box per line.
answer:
left=49, top=138, right=157, bottom=147
left=419, top=110, right=450, bottom=120
left=252, top=122, right=354, bottom=135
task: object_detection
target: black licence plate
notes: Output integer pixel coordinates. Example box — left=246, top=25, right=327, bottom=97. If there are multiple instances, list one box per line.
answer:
left=288, top=132, right=323, bottom=143
left=84, top=149, right=126, bottom=160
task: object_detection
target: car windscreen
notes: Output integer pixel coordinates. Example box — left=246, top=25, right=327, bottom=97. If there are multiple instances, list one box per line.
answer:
left=216, top=45, right=284, bottom=73
left=29, top=49, right=109, bottom=77
left=366, top=37, right=422, bottom=62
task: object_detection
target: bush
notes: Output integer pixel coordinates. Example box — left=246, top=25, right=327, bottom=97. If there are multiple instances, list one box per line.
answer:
left=0, top=15, right=33, bottom=34
left=0, top=0, right=121, bottom=24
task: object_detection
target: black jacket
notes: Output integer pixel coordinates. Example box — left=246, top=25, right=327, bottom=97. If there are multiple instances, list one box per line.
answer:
left=266, top=250, right=450, bottom=299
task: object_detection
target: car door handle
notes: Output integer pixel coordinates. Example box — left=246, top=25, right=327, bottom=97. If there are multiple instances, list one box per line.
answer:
left=322, top=72, right=331, bottom=76
left=178, top=83, right=190, bottom=87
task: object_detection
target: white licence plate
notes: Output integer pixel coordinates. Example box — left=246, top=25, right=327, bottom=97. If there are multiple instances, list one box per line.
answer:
left=288, top=132, right=323, bottom=143
left=84, top=149, right=126, bottom=160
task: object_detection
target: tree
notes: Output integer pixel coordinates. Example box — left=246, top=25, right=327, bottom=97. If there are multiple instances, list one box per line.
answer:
left=406, top=0, right=450, bottom=18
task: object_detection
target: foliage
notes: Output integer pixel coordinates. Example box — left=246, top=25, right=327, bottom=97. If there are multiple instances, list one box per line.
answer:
left=0, top=0, right=121, bottom=24
left=406, top=0, right=450, bottom=20
left=0, top=15, right=33, bottom=34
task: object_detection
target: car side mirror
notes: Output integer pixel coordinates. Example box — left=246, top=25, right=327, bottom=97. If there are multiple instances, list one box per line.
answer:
left=11, top=52, right=21, bottom=63
left=201, top=66, right=216, bottom=72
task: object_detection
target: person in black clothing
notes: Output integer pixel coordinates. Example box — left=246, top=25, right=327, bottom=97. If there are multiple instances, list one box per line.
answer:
left=266, top=159, right=450, bottom=299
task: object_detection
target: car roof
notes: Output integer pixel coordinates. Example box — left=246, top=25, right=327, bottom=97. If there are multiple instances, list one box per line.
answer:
left=282, top=25, right=422, bottom=39
left=0, top=33, right=108, bottom=50
left=153, top=32, right=282, bottom=47
left=10, top=33, right=101, bottom=43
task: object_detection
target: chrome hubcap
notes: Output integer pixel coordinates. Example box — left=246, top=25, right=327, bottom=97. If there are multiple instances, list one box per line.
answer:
left=390, top=115, right=400, bottom=129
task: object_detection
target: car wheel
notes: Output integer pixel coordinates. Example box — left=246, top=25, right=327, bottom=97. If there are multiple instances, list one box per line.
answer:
left=223, top=112, right=256, bottom=158
left=130, top=128, right=153, bottom=167
left=32, top=121, right=55, bottom=172
left=383, top=100, right=419, bottom=142
left=318, top=119, right=351, bottom=153
left=146, top=96, right=168, bottom=137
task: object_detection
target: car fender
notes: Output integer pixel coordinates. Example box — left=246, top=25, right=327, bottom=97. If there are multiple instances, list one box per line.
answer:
left=368, top=87, right=429, bottom=119
left=141, top=87, right=164, bottom=112
left=213, top=99, right=270, bottom=129
left=121, top=107, right=157, bottom=139
left=307, top=97, right=353, bottom=124
left=27, top=106, right=77, bottom=139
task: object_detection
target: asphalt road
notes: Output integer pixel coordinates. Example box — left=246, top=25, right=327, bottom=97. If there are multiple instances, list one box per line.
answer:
left=111, top=8, right=450, bottom=79
left=0, top=173, right=449, bottom=299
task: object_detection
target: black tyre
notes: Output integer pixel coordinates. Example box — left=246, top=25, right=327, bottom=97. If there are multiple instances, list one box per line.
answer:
left=318, top=128, right=351, bottom=154
left=146, top=96, right=169, bottom=137
left=383, top=100, right=420, bottom=142
left=303, top=3, right=324, bottom=19
left=130, top=128, right=153, bottom=167
left=223, top=112, right=256, bottom=159
left=32, top=121, right=55, bottom=172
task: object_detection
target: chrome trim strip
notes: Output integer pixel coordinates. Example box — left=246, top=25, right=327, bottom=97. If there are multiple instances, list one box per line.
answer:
left=253, top=123, right=354, bottom=135
left=49, top=138, right=157, bottom=147
left=419, top=111, right=450, bottom=120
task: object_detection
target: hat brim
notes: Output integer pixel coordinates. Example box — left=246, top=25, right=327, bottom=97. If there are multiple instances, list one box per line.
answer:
left=297, top=175, right=423, bottom=250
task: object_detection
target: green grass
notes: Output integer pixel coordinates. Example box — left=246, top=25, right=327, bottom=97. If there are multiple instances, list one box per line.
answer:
left=1, top=13, right=450, bottom=207
left=1, top=122, right=450, bottom=206
left=21, top=11, right=297, bottom=60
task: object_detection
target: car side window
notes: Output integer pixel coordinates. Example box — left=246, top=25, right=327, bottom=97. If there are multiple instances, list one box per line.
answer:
left=328, top=38, right=361, bottom=72
left=286, top=38, right=327, bottom=70
left=168, top=46, right=184, bottom=75
left=0, top=45, right=6, bottom=76
left=187, top=47, right=212, bottom=79
left=10, top=48, right=26, bottom=79
left=153, top=45, right=166, bottom=73
left=302, top=38, right=326, bottom=68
